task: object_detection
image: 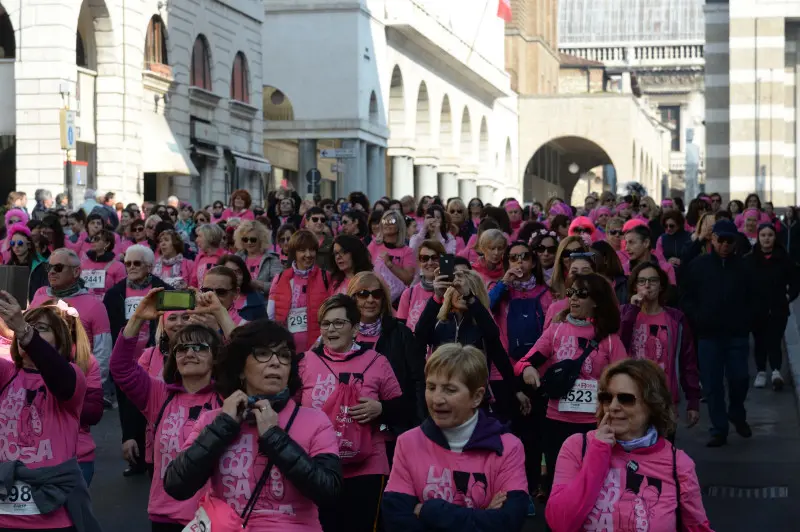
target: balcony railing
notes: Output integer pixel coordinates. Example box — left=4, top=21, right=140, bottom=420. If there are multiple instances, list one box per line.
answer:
left=559, top=42, right=705, bottom=69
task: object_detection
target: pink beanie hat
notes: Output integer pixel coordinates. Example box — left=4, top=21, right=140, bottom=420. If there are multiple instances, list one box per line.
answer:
left=569, top=216, right=595, bottom=236
left=622, top=218, right=648, bottom=233
left=7, top=223, right=31, bottom=240
left=504, top=200, right=521, bottom=212
left=4, top=208, right=28, bottom=228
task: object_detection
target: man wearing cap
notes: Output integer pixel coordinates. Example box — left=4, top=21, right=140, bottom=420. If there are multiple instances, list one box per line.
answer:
left=680, top=219, right=757, bottom=447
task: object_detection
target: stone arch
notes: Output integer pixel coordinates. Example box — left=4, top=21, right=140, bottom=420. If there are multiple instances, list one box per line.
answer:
left=478, top=117, right=489, bottom=169
left=389, top=65, right=405, bottom=138
left=0, top=4, right=14, bottom=59
left=368, top=91, right=379, bottom=124
left=440, top=94, right=453, bottom=157
left=414, top=81, right=431, bottom=147
left=523, top=136, right=616, bottom=204
left=459, top=106, right=472, bottom=160
left=263, top=86, right=294, bottom=121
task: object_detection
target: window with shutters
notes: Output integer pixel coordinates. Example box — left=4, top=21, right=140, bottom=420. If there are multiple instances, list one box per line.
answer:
left=145, top=16, right=169, bottom=69
left=190, top=35, right=212, bottom=90
left=231, top=52, right=249, bottom=103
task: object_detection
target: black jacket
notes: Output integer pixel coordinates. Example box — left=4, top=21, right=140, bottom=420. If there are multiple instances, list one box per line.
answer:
left=103, top=276, right=173, bottom=346
left=744, top=245, right=800, bottom=322
left=358, top=316, right=426, bottom=431
left=658, top=230, right=692, bottom=262
left=163, top=408, right=342, bottom=506
left=680, top=251, right=756, bottom=338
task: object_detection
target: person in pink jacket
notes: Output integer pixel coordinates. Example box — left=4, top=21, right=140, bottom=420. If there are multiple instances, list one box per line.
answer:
left=382, top=343, right=529, bottom=532
left=546, top=359, right=714, bottom=532
left=110, top=289, right=236, bottom=531
left=79, top=229, right=126, bottom=300
left=514, top=273, right=628, bottom=496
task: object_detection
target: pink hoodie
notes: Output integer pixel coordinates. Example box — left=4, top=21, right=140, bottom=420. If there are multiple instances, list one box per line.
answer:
left=298, top=346, right=402, bottom=478
left=514, top=322, right=628, bottom=424
left=0, top=356, right=87, bottom=530
left=396, top=283, right=435, bottom=332
left=546, top=431, right=713, bottom=532
left=185, top=402, right=339, bottom=531
left=111, top=335, right=221, bottom=525
left=544, top=298, right=568, bottom=329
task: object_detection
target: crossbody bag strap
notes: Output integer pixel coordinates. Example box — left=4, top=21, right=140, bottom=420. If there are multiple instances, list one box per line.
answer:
left=0, top=371, right=19, bottom=397
left=575, top=339, right=599, bottom=368
left=153, top=392, right=176, bottom=431
left=672, top=443, right=682, bottom=530
left=241, top=403, right=301, bottom=526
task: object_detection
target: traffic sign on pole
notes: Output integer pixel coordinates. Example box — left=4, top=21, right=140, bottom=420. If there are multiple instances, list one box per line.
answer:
left=320, top=148, right=356, bottom=159
left=60, top=109, right=77, bottom=150
left=306, top=168, right=322, bottom=195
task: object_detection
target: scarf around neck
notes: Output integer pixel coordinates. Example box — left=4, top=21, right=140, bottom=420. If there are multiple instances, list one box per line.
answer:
left=566, top=314, right=591, bottom=327
left=160, top=253, right=183, bottom=267
left=419, top=275, right=435, bottom=292
left=291, top=262, right=313, bottom=278
left=511, top=275, right=537, bottom=291
left=51, top=280, right=83, bottom=299
left=359, top=320, right=382, bottom=337
left=127, top=274, right=153, bottom=291
left=617, top=425, right=658, bottom=452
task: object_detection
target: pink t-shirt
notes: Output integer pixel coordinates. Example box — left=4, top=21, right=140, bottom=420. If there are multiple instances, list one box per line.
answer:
left=385, top=425, right=528, bottom=508
left=331, top=277, right=351, bottom=296
left=30, top=290, right=111, bottom=350
left=185, top=402, right=339, bottom=531
left=221, top=208, right=255, bottom=221
left=191, top=249, right=225, bottom=287
left=548, top=432, right=712, bottom=532
left=544, top=298, right=568, bottom=329
left=515, top=322, right=628, bottom=424
left=396, top=284, right=434, bottom=332
left=245, top=254, right=264, bottom=279
left=153, top=256, right=194, bottom=289
left=368, top=242, right=415, bottom=301
left=0, top=358, right=87, bottom=530
left=79, top=258, right=127, bottom=300
left=298, top=348, right=402, bottom=478
left=77, top=355, right=102, bottom=462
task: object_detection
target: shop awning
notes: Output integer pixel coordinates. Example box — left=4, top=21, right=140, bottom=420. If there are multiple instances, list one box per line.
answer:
left=231, top=150, right=272, bottom=173
left=141, top=112, right=199, bottom=176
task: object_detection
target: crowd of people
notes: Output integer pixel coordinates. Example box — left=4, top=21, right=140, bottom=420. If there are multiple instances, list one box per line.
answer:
left=3, top=184, right=796, bottom=532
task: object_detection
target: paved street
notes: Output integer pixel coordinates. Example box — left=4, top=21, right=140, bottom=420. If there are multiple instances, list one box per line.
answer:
left=88, top=352, right=800, bottom=532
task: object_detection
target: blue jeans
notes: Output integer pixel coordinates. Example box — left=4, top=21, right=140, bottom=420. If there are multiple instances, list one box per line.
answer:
left=698, top=336, right=750, bottom=437
left=79, top=461, right=95, bottom=486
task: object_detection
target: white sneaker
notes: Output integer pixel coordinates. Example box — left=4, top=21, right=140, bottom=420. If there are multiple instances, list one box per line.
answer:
left=754, top=372, right=767, bottom=388
left=772, top=370, right=784, bottom=390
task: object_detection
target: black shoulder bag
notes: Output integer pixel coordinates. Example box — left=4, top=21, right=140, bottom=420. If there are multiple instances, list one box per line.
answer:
left=539, top=339, right=598, bottom=399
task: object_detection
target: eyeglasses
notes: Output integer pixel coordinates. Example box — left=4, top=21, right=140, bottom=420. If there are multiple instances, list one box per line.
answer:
left=607, top=229, right=622, bottom=236
left=10, top=240, right=26, bottom=248
left=324, top=205, right=334, bottom=210
left=175, top=343, right=211, bottom=356
left=46, top=263, right=70, bottom=273
left=381, top=218, right=397, bottom=225
left=449, top=209, right=463, bottom=214
left=133, top=226, right=145, bottom=233
left=535, top=245, right=558, bottom=254
left=597, top=391, right=637, bottom=406
left=664, top=223, right=678, bottom=230
left=124, top=260, right=143, bottom=268
left=309, top=216, right=325, bottom=224
left=241, top=237, right=258, bottom=244
left=252, top=349, right=293, bottom=365
left=636, top=277, right=660, bottom=286
left=319, top=319, right=351, bottom=330
left=201, top=287, right=232, bottom=297
left=573, top=227, right=591, bottom=234
left=509, top=252, right=532, bottom=262
left=355, top=289, right=384, bottom=301
left=418, top=254, right=439, bottom=263
left=565, top=287, right=590, bottom=299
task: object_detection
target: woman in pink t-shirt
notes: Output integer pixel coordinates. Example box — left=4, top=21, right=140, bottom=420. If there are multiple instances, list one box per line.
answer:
left=514, top=273, right=628, bottom=496
left=234, top=220, right=283, bottom=293
left=0, top=296, right=98, bottom=531
left=470, top=229, right=507, bottom=290
left=299, top=295, right=403, bottom=532
left=191, top=223, right=226, bottom=288
left=220, top=188, right=255, bottom=221
left=546, top=359, right=713, bottom=532
left=330, top=234, right=373, bottom=295
left=164, top=320, right=343, bottom=532
left=397, top=239, right=443, bottom=332
left=152, top=230, right=194, bottom=289
left=382, top=344, right=529, bottom=531
left=409, top=205, right=457, bottom=255
left=368, top=210, right=416, bottom=303
left=79, top=229, right=126, bottom=300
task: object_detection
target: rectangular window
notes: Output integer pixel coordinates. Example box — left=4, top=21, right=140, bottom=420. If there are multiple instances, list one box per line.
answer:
left=659, top=105, right=681, bottom=151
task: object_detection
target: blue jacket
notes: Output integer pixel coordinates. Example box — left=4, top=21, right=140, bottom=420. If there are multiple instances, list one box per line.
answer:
left=488, top=281, right=547, bottom=361
left=239, top=290, right=267, bottom=321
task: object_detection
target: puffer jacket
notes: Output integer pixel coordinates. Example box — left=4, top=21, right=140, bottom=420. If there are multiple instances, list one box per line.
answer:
left=163, top=409, right=342, bottom=506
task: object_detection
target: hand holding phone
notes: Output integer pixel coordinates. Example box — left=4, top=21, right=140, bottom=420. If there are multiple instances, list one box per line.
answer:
left=156, top=290, right=196, bottom=311
left=439, top=254, right=455, bottom=282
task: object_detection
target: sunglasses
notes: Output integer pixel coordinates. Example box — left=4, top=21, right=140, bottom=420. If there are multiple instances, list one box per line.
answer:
left=716, top=236, right=735, bottom=244
left=607, top=229, right=622, bottom=236
left=133, top=226, right=145, bottom=232
left=355, top=289, right=384, bottom=300
left=10, top=240, right=26, bottom=247
left=175, top=343, right=211, bottom=356
left=535, top=245, right=558, bottom=254
left=241, top=237, right=258, bottom=244
left=573, top=227, right=591, bottom=234
left=46, top=263, right=70, bottom=273
left=565, top=287, right=590, bottom=299
left=124, top=260, right=143, bottom=268
left=201, top=287, right=232, bottom=297
left=664, top=223, right=678, bottom=230
left=597, top=391, right=637, bottom=406
left=449, top=209, right=463, bottom=214
left=509, top=252, right=532, bottom=262
left=382, top=218, right=398, bottom=225
left=309, top=216, right=325, bottom=223
left=146, top=225, right=156, bottom=230
left=418, top=254, right=439, bottom=263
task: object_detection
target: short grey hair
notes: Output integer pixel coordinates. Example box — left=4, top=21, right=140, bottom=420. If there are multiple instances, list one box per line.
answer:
left=35, top=189, right=52, bottom=202
left=196, top=223, right=224, bottom=248
left=51, top=248, right=80, bottom=267
left=84, top=189, right=96, bottom=200
left=125, top=244, right=155, bottom=265
left=167, top=196, right=180, bottom=205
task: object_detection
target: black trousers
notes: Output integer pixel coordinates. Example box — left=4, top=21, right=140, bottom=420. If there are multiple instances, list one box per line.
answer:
left=511, top=392, right=547, bottom=494
left=319, top=474, right=386, bottom=532
left=542, top=417, right=596, bottom=494
left=753, top=315, right=787, bottom=372
left=150, top=523, right=184, bottom=532
left=116, top=381, right=148, bottom=470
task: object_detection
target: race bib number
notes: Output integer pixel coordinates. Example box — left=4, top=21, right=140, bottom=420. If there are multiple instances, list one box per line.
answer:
left=182, top=506, right=211, bottom=532
left=0, top=482, right=40, bottom=515
left=81, top=269, right=106, bottom=289
left=287, top=307, right=308, bottom=333
left=125, top=296, right=145, bottom=320
left=557, top=379, right=598, bottom=413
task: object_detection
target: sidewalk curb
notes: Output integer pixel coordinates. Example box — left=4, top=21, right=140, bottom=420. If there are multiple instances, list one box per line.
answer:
left=784, top=301, right=800, bottom=415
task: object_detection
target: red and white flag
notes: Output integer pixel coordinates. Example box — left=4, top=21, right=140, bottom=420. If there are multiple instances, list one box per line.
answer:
left=497, top=0, right=512, bottom=22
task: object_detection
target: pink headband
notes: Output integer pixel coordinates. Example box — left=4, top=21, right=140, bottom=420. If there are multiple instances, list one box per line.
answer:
left=744, top=208, right=760, bottom=219
left=504, top=200, right=521, bottom=212
left=700, top=196, right=713, bottom=205
left=661, top=199, right=674, bottom=207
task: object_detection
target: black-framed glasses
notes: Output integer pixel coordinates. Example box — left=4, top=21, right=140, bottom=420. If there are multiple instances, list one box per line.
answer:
left=636, top=277, right=660, bottom=286
left=535, top=245, right=557, bottom=254
left=201, top=287, right=232, bottom=297
left=448, top=209, right=463, bottom=214
left=46, top=263, right=70, bottom=273
left=320, top=319, right=351, bottom=330
left=565, top=287, right=590, bottom=299
left=664, top=223, right=678, bottom=230
left=607, top=229, right=622, bottom=236
left=124, top=260, right=143, bottom=268
left=509, top=252, right=532, bottom=262
left=252, top=349, right=293, bottom=365
left=175, top=343, right=211, bottom=356
left=573, top=227, right=591, bottom=235
left=355, top=289, right=383, bottom=301
left=597, top=391, right=637, bottom=406
left=241, top=237, right=258, bottom=244
left=418, top=254, right=439, bottom=263
left=323, top=204, right=335, bottom=210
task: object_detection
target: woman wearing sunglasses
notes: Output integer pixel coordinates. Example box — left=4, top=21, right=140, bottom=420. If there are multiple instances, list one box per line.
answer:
left=233, top=220, right=283, bottom=293
left=0, top=294, right=103, bottom=531
left=656, top=210, right=691, bottom=270
left=304, top=207, right=334, bottom=270
left=348, top=272, right=426, bottom=436
left=77, top=212, right=108, bottom=259
left=397, top=240, right=444, bottom=332
left=273, top=223, right=297, bottom=265
left=217, top=255, right=268, bottom=322
left=620, top=262, right=701, bottom=431
left=368, top=211, right=415, bottom=303
left=164, top=319, right=343, bottom=532
left=79, top=228, right=126, bottom=301
left=111, top=288, right=229, bottom=531
left=199, top=266, right=248, bottom=326
left=300, top=295, right=403, bottom=532
left=568, top=216, right=599, bottom=242
left=546, top=359, right=712, bottom=532
left=329, top=234, right=373, bottom=295
left=446, top=198, right=472, bottom=252
left=409, top=205, right=456, bottom=255
left=529, top=228, right=558, bottom=284
left=549, top=236, right=590, bottom=301
left=4, top=223, right=49, bottom=301
left=544, top=252, right=598, bottom=330
left=514, top=273, right=627, bottom=497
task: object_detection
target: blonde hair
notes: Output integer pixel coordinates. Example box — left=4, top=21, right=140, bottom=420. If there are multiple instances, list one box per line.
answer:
left=640, top=197, right=659, bottom=222
left=437, top=270, right=490, bottom=322
left=347, top=271, right=392, bottom=318
left=381, top=210, right=407, bottom=244
left=425, top=343, right=488, bottom=394
left=234, top=220, right=271, bottom=253
left=478, top=229, right=506, bottom=254
left=606, top=216, right=625, bottom=231
left=550, top=235, right=589, bottom=299
left=695, top=212, right=714, bottom=238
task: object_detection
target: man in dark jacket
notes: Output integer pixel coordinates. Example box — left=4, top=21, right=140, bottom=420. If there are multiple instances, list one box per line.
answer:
left=681, top=219, right=756, bottom=447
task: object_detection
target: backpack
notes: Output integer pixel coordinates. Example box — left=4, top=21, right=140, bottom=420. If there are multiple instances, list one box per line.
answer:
left=316, top=351, right=381, bottom=465
left=506, top=290, right=547, bottom=361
